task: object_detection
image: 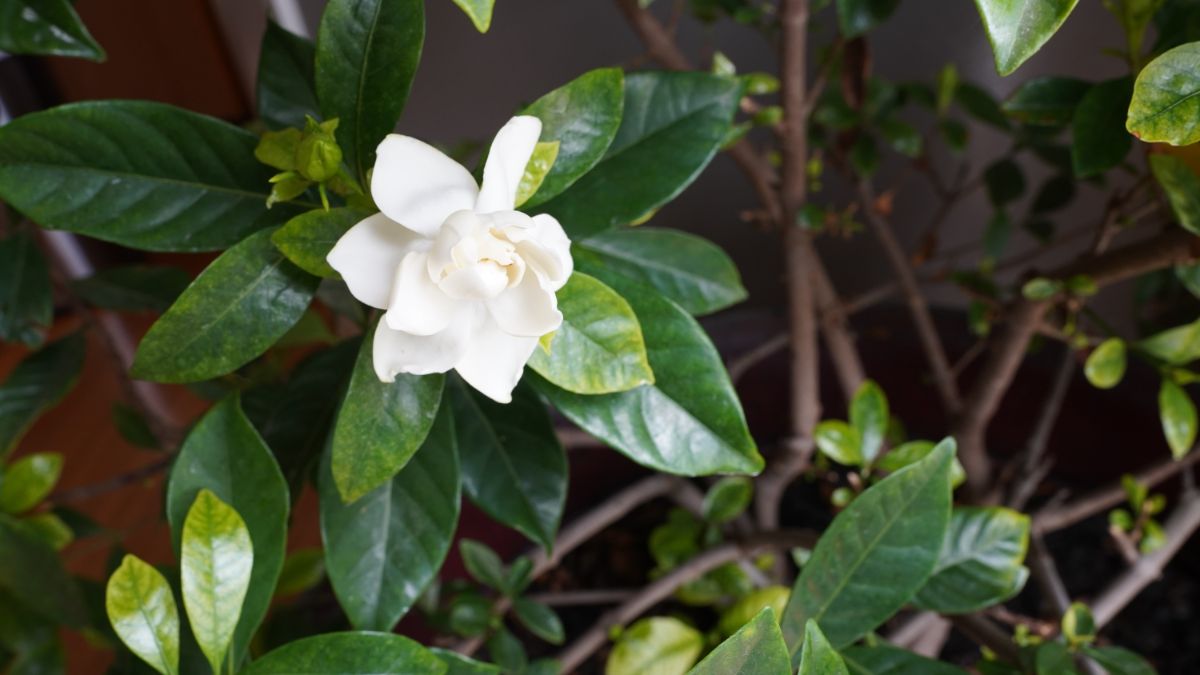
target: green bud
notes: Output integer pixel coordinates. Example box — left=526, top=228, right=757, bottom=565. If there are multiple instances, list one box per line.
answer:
left=295, top=132, right=343, bottom=182
left=831, top=487, right=854, bottom=508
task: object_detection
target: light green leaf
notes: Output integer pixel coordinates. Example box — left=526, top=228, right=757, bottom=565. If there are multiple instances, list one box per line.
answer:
left=1085, top=338, right=1127, bottom=390
left=1158, top=380, right=1196, bottom=458
left=527, top=272, right=653, bottom=394
left=242, top=632, right=445, bottom=674
left=271, top=207, right=374, bottom=278
left=316, top=0, right=424, bottom=182
left=798, top=619, right=849, bottom=675
left=850, top=381, right=888, bottom=464
left=1003, top=76, right=1091, bottom=126
left=690, top=608, right=791, bottom=675
left=574, top=227, right=747, bottom=316
left=875, top=440, right=967, bottom=487
left=702, top=477, right=753, bottom=524
left=717, top=586, right=790, bottom=638
left=0, top=0, right=104, bottom=61
left=782, top=440, right=954, bottom=657
left=451, top=0, right=495, bottom=32
left=0, top=331, right=84, bottom=458
left=842, top=645, right=970, bottom=674
left=22, top=511, right=73, bottom=551
left=257, top=21, right=319, bottom=130
left=0, top=514, right=86, bottom=627
left=1081, top=646, right=1157, bottom=675
left=0, top=232, right=52, bottom=346
left=606, top=616, right=703, bottom=675
left=814, top=421, right=863, bottom=467
left=514, top=141, right=560, bottom=208
left=0, top=452, right=62, bottom=514
left=914, top=507, right=1031, bottom=613
left=1149, top=153, right=1200, bottom=235
left=71, top=265, right=190, bottom=313
left=1139, top=319, right=1200, bottom=365
left=1127, top=42, right=1200, bottom=146
left=836, top=0, right=900, bottom=37
left=972, top=0, right=1080, bottom=75
left=131, top=229, right=320, bottom=383
left=1072, top=78, right=1134, bottom=178
left=106, top=555, right=179, bottom=675
left=1062, top=601, right=1096, bottom=647
left=513, top=598, right=565, bottom=645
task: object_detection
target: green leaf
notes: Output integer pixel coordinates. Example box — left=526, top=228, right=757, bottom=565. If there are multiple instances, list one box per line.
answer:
left=449, top=380, right=566, bottom=550
left=1085, top=338, right=1127, bottom=390
left=913, top=507, right=1031, bottom=613
left=1138, top=318, right=1200, bottom=366
left=1176, top=262, right=1200, bottom=298
left=1022, top=277, right=1063, bottom=301
left=984, top=159, right=1026, bottom=206
left=1036, top=641, right=1076, bottom=675
left=1061, top=601, right=1096, bottom=647
left=0, top=232, right=52, bottom=346
left=0, top=514, right=86, bottom=627
left=0, top=101, right=305, bottom=251
left=0, top=452, right=62, bottom=514
left=0, top=0, right=104, bottom=60
left=520, top=68, right=625, bottom=209
left=70, top=265, right=190, bottom=313
left=842, top=645, right=970, bottom=674
left=1031, top=174, right=1077, bottom=214
left=487, top=627, right=527, bottom=673
left=527, top=272, right=653, bottom=394
left=131, top=229, right=319, bottom=382
left=274, top=548, right=326, bottom=599
left=315, top=0, right=424, bottom=183
left=180, top=490, right=253, bottom=674
left=331, top=325, right=444, bottom=502
left=850, top=381, right=888, bottom=464
left=782, top=439, right=954, bottom=656
left=957, top=83, right=1012, bottom=131
left=1002, top=76, right=1091, bottom=126
left=702, top=477, right=753, bottom=524
left=242, top=632, right=444, bottom=674
left=814, top=420, right=863, bottom=467
left=717, top=587, right=790, bottom=638
left=321, top=402, right=460, bottom=630
left=451, top=0, right=495, bottom=32
left=836, top=0, right=900, bottom=38
left=1081, top=646, right=1156, bottom=675
left=514, top=141, right=560, bottom=208
left=972, top=0, right=1080, bottom=75
left=459, top=539, right=507, bottom=592
left=530, top=280, right=762, bottom=477
left=165, top=396, right=289, bottom=667
left=432, top=648, right=502, bottom=675
left=690, top=608, right=791, bottom=675
left=513, top=598, right=565, bottom=645
left=607, top=617, right=704, bottom=675
left=1149, top=154, right=1200, bottom=235
left=0, top=331, right=84, bottom=458
left=1158, top=380, right=1196, bottom=458
left=574, top=227, right=747, bottom=316
left=876, top=441, right=967, bottom=487
left=1127, top=42, right=1200, bottom=146
left=798, top=620, right=849, bottom=675
left=1072, top=78, right=1134, bottom=178
left=105, top=555, right=179, bottom=675
left=539, top=72, right=741, bottom=239
left=257, top=21, right=319, bottom=130
left=272, top=207, right=374, bottom=278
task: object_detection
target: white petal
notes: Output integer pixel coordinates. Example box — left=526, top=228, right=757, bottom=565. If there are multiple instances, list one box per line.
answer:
left=327, top=212, right=429, bottom=309
left=476, top=116, right=542, bottom=214
left=372, top=134, right=478, bottom=236
left=385, top=252, right=462, bottom=336
left=439, top=262, right=509, bottom=300
left=455, top=318, right=539, bottom=403
left=510, top=213, right=573, bottom=292
left=488, top=272, right=562, bottom=337
left=372, top=309, right=480, bottom=380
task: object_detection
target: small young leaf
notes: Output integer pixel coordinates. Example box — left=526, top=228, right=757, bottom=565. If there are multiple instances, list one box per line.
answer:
left=460, top=539, right=508, bottom=592
left=1061, top=602, right=1096, bottom=647
left=701, top=477, right=754, bottom=525
left=1159, top=380, right=1197, bottom=459
left=850, top=381, right=889, bottom=464
left=106, top=556, right=180, bottom=675
left=1138, top=319, right=1200, bottom=365
left=716, top=587, right=790, bottom=638
left=814, top=420, right=863, bottom=467
left=606, top=617, right=703, bottom=675
left=513, top=598, right=565, bottom=645
left=0, top=453, right=62, bottom=514
left=487, top=627, right=527, bottom=674
left=451, top=0, right=496, bottom=33
left=1085, top=338, right=1127, bottom=390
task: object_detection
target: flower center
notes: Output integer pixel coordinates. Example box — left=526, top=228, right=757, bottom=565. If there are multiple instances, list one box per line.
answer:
left=429, top=212, right=527, bottom=300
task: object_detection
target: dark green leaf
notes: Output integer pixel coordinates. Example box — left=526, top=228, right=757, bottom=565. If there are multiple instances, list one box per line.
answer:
left=315, top=0, right=424, bottom=182
left=689, top=608, right=791, bottom=675
left=836, top=0, right=901, bottom=37
left=131, top=229, right=319, bottom=383
left=1003, top=76, right=1091, bottom=126
left=972, top=0, right=1080, bottom=75
left=0, top=0, right=104, bottom=61
left=487, top=627, right=527, bottom=674
left=606, top=617, right=703, bottom=675
left=105, top=555, right=179, bottom=675
left=242, top=632, right=445, bottom=674
left=71, top=265, right=190, bottom=313
left=984, top=159, right=1026, bottom=206
left=432, top=648, right=502, bottom=675
left=0, top=515, right=86, bottom=627
left=1158, top=380, right=1196, bottom=458
left=520, top=68, right=625, bottom=209
left=330, top=325, right=444, bottom=502
left=1127, top=42, right=1200, bottom=146
left=1031, top=175, right=1076, bottom=214
left=1177, top=263, right=1200, bottom=298
left=913, top=507, right=1031, bottom=613
left=1149, top=154, right=1200, bottom=235
left=451, top=0, right=495, bottom=32
left=0, top=233, right=52, bottom=346
left=1072, top=78, right=1134, bottom=178
left=0, top=331, right=84, bottom=458
left=459, top=539, right=507, bottom=592
left=165, top=396, right=289, bottom=667
left=850, top=381, right=888, bottom=464
left=257, top=21, right=319, bottom=130
left=539, top=72, right=741, bottom=239
left=842, top=645, right=970, bottom=674
left=1085, top=338, right=1126, bottom=390
left=798, top=619, right=849, bottom=675
left=782, top=440, right=954, bottom=656
left=1036, top=641, right=1076, bottom=675
left=272, top=207, right=374, bottom=278
left=0, top=452, right=61, bottom=514
left=450, top=380, right=566, bottom=550
left=513, top=598, right=565, bottom=645
left=957, top=83, right=1011, bottom=130
left=1081, top=646, right=1156, bottom=675
left=321, top=402, right=460, bottom=631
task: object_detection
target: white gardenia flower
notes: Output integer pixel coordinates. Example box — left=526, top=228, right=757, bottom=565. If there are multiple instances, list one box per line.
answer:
left=327, top=116, right=572, bottom=404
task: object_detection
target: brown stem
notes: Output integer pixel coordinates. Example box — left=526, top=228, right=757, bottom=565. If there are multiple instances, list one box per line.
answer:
left=1006, top=348, right=1076, bottom=510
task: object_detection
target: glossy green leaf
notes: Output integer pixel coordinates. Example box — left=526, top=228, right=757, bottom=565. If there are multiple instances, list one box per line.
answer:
left=1139, top=319, right=1200, bottom=365
left=836, top=0, right=901, bottom=37
left=690, top=608, right=790, bottom=675
left=257, top=21, right=319, bottom=130
left=914, top=507, right=1031, bottom=613
left=1072, top=78, right=1134, bottom=178
left=513, top=598, right=565, bottom=645
left=972, top=0, right=1080, bottom=75
left=451, top=0, right=495, bottom=32
left=531, top=280, right=761, bottom=477
left=242, top=632, right=445, bottom=674
left=607, top=616, right=703, bottom=675
left=71, top=265, right=190, bottom=313
left=1128, top=42, right=1200, bottom=146
left=105, top=555, right=179, bottom=675
left=1003, top=76, right=1091, bottom=126
left=1149, top=154, right=1200, bottom=235
left=0, top=0, right=104, bottom=60
left=842, top=645, right=970, bottom=674
left=315, top=0, right=424, bottom=182
left=272, top=207, right=374, bottom=278
left=1061, top=601, right=1096, bottom=647
left=180, top=490, right=253, bottom=675
left=0, top=101, right=306, bottom=251
left=520, top=68, right=625, bottom=209
left=433, top=648, right=502, bottom=675
left=131, top=229, right=318, bottom=382
left=539, top=72, right=741, bottom=239
left=702, top=477, right=753, bottom=524
left=1158, top=380, right=1196, bottom=458
left=0, top=515, right=85, bottom=627
left=1085, top=338, right=1127, bottom=390
left=514, top=141, right=560, bottom=208
left=815, top=421, right=863, bottom=467
left=459, top=538, right=507, bottom=591
left=850, top=381, right=888, bottom=464
left=0, top=331, right=84, bottom=458
left=798, top=620, right=849, bottom=675
left=528, top=272, right=652, bottom=394
left=331, top=325, right=444, bottom=502
left=321, top=403, right=460, bottom=631
left=573, top=227, right=747, bottom=316
left=0, top=232, right=52, bottom=346
left=782, top=440, right=954, bottom=656
left=450, top=380, right=566, bottom=550
left=0, top=452, right=62, bottom=514
left=1081, top=646, right=1156, bottom=675
left=165, top=396, right=289, bottom=666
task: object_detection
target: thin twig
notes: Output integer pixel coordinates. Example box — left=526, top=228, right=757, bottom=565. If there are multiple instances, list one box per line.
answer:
left=1029, top=534, right=1071, bottom=615
left=1006, top=348, right=1076, bottom=510
left=524, top=589, right=638, bottom=607
left=50, top=456, right=174, bottom=504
